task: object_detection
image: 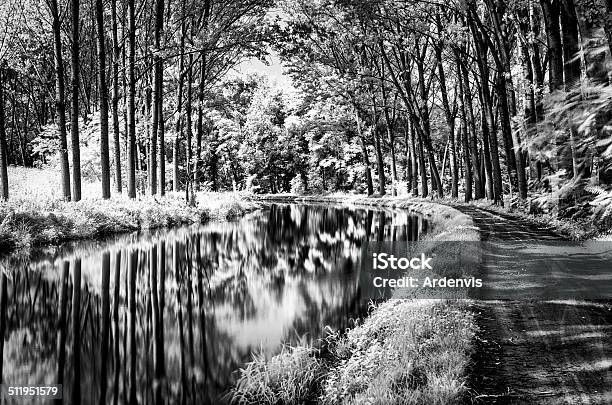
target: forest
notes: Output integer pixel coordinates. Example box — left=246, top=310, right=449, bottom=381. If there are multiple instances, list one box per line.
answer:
left=1, top=1, right=612, bottom=403
left=0, top=0, right=611, bottom=213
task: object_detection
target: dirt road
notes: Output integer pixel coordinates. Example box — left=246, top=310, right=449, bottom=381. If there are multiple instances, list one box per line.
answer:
left=455, top=206, right=612, bottom=404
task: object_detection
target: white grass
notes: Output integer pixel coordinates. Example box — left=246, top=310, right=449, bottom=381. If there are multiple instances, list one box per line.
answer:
left=0, top=167, right=257, bottom=255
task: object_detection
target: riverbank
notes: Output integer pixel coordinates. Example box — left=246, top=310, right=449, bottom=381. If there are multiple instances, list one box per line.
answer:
left=232, top=194, right=480, bottom=405
left=0, top=191, right=257, bottom=256
left=250, top=193, right=479, bottom=241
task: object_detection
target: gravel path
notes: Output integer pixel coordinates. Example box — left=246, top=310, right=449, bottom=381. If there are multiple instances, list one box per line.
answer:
left=454, top=206, right=612, bottom=404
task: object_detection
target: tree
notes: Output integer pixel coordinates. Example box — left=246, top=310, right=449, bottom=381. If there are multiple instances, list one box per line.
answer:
left=96, top=0, right=111, bottom=199
left=156, top=0, right=166, bottom=196
left=111, top=0, right=122, bottom=193
left=70, top=0, right=82, bottom=201
left=0, top=0, right=609, bottom=214
left=127, top=0, right=137, bottom=199
left=48, top=0, right=72, bottom=200
left=0, top=67, right=8, bottom=200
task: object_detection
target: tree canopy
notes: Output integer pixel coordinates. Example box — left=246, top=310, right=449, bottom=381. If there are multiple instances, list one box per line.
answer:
left=0, top=0, right=611, bottom=220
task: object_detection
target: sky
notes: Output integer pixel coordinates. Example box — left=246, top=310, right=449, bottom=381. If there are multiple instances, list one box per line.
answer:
left=230, top=52, right=296, bottom=93
left=230, top=51, right=302, bottom=110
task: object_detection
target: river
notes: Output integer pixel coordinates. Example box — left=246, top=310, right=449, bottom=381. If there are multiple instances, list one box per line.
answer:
left=0, top=203, right=430, bottom=404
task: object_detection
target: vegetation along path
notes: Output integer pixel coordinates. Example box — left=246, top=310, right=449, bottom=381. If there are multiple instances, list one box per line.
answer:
left=455, top=206, right=612, bottom=404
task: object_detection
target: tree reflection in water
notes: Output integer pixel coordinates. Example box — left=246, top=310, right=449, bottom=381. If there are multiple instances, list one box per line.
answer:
left=0, top=204, right=429, bottom=404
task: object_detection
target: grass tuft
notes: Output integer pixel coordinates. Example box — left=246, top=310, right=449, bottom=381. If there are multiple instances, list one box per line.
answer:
left=231, top=345, right=325, bottom=405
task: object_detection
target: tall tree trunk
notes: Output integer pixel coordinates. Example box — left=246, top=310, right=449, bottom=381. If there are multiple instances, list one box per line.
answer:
left=435, top=40, right=458, bottom=199
left=127, top=0, right=137, bottom=199
left=70, top=0, right=82, bottom=201
left=0, top=69, right=8, bottom=200
left=156, top=0, right=166, bottom=196
left=409, top=122, right=419, bottom=196
left=96, top=0, right=111, bottom=199
left=158, top=89, right=166, bottom=195
left=174, top=12, right=185, bottom=193
left=459, top=61, right=484, bottom=199
left=150, top=0, right=165, bottom=195
left=185, top=54, right=193, bottom=201
left=145, top=69, right=153, bottom=187
left=478, top=83, right=495, bottom=199
left=518, top=12, right=539, bottom=182
left=386, top=123, right=398, bottom=196
left=404, top=127, right=413, bottom=195
left=415, top=126, right=428, bottom=197
left=496, top=75, right=522, bottom=191
left=416, top=54, right=443, bottom=197
left=561, top=0, right=583, bottom=179
left=471, top=21, right=504, bottom=204
left=49, top=0, right=71, bottom=200
left=194, top=56, right=205, bottom=191
left=374, top=127, right=386, bottom=195
left=380, top=73, right=398, bottom=195
left=458, top=75, right=473, bottom=202
left=111, top=0, right=122, bottom=193
left=354, top=110, right=373, bottom=195
left=173, top=134, right=180, bottom=192
left=540, top=0, right=564, bottom=91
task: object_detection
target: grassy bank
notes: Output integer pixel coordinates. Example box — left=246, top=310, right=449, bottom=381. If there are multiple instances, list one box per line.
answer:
left=232, top=194, right=479, bottom=405
left=0, top=167, right=257, bottom=256
left=233, top=300, right=476, bottom=405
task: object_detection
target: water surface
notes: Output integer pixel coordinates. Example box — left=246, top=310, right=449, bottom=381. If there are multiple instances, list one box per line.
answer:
left=0, top=203, right=429, bottom=404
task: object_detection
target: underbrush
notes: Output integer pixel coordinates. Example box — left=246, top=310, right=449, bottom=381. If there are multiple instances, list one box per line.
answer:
left=231, top=300, right=476, bottom=405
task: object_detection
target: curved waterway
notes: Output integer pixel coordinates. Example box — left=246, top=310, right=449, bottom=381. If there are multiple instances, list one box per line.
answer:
left=0, top=203, right=430, bottom=404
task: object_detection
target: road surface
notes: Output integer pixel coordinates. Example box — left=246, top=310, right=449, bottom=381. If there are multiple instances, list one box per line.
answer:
left=454, top=206, right=612, bottom=405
